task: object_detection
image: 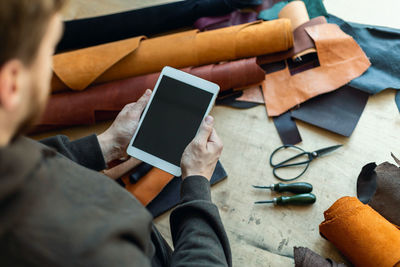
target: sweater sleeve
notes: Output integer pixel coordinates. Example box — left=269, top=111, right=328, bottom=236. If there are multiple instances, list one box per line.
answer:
left=169, top=176, right=232, bottom=267
left=39, top=134, right=107, bottom=171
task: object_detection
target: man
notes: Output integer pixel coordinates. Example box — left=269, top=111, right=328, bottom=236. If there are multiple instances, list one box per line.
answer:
left=0, top=0, right=231, bottom=266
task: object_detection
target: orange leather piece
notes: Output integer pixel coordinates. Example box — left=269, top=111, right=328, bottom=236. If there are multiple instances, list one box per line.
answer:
left=52, top=19, right=293, bottom=91
left=262, top=23, right=371, bottom=117
left=319, top=197, right=400, bottom=267
left=121, top=168, right=174, bottom=206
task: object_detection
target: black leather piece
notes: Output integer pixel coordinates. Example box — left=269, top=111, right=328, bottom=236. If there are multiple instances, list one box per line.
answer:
left=216, top=89, right=261, bottom=109
left=130, top=162, right=153, bottom=184
left=291, top=85, right=369, bottom=137
left=57, top=0, right=262, bottom=52
left=146, top=161, right=227, bottom=217
left=356, top=162, right=377, bottom=204
left=273, top=111, right=302, bottom=145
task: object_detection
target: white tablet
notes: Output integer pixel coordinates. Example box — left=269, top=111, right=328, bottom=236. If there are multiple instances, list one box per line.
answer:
left=126, top=66, right=220, bottom=177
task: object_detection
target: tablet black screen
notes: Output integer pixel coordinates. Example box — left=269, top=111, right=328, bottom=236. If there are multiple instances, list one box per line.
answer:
left=132, top=76, right=213, bottom=166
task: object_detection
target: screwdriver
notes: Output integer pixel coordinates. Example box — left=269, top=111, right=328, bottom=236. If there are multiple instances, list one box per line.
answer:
left=252, top=182, right=313, bottom=194
left=254, top=193, right=316, bottom=205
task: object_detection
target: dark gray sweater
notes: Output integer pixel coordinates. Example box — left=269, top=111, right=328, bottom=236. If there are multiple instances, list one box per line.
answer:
left=0, top=135, right=231, bottom=266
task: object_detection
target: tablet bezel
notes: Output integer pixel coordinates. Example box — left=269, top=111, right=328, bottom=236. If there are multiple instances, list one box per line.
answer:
left=126, top=66, right=220, bottom=177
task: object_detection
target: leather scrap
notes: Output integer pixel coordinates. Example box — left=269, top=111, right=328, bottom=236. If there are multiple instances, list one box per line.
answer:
left=356, top=162, right=377, bottom=204
left=357, top=160, right=400, bottom=226
left=52, top=20, right=293, bottom=91
left=327, top=15, right=400, bottom=113
left=319, top=197, right=400, bottom=267
left=216, top=89, right=260, bottom=109
left=122, top=168, right=174, bottom=207
left=236, top=84, right=265, bottom=103
left=291, top=85, right=370, bottom=137
left=273, top=111, right=302, bottom=145
left=294, top=247, right=346, bottom=267
left=262, top=23, right=371, bottom=117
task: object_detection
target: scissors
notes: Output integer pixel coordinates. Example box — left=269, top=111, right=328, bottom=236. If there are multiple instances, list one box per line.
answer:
left=269, top=144, right=342, bottom=181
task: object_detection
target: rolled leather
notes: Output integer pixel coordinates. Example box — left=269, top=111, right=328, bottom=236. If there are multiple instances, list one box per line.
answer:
left=193, top=10, right=258, bottom=31
left=51, top=19, right=293, bottom=91
left=57, top=0, right=263, bottom=52
left=319, top=197, right=400, bottom=267
left=35, top=58, right=265, bottom=129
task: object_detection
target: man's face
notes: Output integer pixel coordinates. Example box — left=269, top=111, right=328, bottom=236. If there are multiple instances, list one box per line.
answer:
left=17, top=14, right=63, bottom=133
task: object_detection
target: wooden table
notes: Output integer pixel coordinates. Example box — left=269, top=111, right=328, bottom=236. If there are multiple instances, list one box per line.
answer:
left=32, top=1, right=400, bottom=265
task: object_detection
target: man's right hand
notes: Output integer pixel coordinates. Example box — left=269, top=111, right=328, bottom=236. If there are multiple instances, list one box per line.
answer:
left=181, top=116, right=223, bottom=181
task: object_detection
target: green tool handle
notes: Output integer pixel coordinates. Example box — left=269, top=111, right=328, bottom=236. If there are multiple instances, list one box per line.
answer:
left=273, top=182, right=313, bottom=193
left=275, top=193, right=316, bottom=205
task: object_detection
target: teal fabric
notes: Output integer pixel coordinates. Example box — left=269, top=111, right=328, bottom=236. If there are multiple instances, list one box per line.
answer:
left=258, top=0, right=328, bottom=21
left=258, top=1, right=288, bottom=21
left=302, top=0, right=327, bottom=19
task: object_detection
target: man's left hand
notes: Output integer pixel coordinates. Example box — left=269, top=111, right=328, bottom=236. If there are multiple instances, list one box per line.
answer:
left=98, top=89, right=152, bottom=163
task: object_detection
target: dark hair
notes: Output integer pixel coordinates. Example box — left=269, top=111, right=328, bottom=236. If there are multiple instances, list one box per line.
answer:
left=0, top=0, right=66, bottom=66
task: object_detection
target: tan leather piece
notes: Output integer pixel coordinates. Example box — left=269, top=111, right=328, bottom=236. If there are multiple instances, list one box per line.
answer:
left=279, top=1, right=309, bottom=31
left=122, top=168, right=174, bottom=207
left=52, top=19, right=293, bottom=91
left=262, top=23, right=371, bottom=117
left=320, top=197, right=400, bottom=267
left=53, top=37, right=145, bottom=90
left=235, top=84, right=265, bottom=103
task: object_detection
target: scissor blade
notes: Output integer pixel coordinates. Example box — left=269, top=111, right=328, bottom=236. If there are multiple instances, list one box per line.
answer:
left=314, top=145, right=342, bottom=157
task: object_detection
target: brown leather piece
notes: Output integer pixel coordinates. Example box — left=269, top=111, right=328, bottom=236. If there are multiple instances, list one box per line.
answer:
left=262, top=23, right=371, bottom=116
left=52, top=20, right=293, bottom=91
left=319, top=197, right=400, bottom=267
left=257, top=16, right=326, bottom=65
left=121, top=168, right=174, bottom=206
left=294, top=247, right=346, bottom=267
left=369, top=161, right=400, bottom=226
left=35, top=58, right=265, bottom=129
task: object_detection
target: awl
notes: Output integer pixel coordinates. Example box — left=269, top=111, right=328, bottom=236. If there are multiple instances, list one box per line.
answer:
left=254, top=193, right=316, bottom=205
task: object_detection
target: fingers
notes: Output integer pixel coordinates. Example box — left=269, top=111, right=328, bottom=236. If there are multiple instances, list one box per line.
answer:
left=207, top=128, right=223, bottom=153
left=124, top=89, right=152, bottom=120
left=194, top=116, right=214, bottom=146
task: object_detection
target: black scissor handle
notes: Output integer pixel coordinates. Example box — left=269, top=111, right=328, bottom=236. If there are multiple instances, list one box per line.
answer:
left=270, top=145, right=312, bottom=167
left=269, top=145, right=312, bottom=182
left=272, top=164, right=310, bottom=182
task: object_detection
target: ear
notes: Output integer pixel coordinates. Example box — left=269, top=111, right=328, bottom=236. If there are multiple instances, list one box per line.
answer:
left=0, top=60, right=24, bottom=111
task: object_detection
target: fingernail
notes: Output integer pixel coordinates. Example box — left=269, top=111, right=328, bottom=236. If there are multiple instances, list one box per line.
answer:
left=145, top=89, right=152, bottom=95
left=205, top=116, right=213, bottom=125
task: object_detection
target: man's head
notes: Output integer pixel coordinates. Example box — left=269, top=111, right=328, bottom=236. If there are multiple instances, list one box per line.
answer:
left=0, top=0, right=65, bottom=145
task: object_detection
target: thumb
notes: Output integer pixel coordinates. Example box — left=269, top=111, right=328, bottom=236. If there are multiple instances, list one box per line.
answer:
left=194, top=116, right=214, bottom=145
